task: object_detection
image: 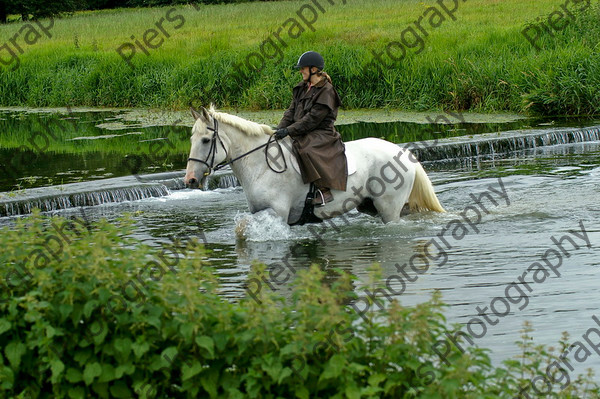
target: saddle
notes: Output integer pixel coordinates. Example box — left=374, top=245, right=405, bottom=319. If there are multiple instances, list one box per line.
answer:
left=289, top=151, right=357, bottom=176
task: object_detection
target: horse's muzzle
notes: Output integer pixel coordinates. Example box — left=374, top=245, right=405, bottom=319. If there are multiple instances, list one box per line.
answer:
left=185, top=177, right=200, bottom=189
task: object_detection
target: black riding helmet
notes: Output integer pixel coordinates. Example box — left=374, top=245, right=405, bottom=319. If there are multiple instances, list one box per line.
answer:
left=294, top=51, right=324, bottom=82
left=294, top=51, right=325, bottom=71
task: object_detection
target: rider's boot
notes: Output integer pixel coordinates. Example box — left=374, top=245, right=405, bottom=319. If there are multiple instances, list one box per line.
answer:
left=312, top=187, right=333, bottom=206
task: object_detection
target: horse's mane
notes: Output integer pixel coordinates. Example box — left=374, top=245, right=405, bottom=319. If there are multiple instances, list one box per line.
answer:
left=209, top=105, right=274, bottom=137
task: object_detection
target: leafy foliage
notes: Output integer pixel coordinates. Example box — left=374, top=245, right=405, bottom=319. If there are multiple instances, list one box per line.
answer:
left=0, top=212, right=598, bottom=397
left=4, top=0, right=83, bottom=21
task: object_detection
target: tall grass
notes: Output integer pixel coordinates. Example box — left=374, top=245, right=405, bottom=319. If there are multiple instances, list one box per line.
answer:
left=0, top=0, right=599, bottom=114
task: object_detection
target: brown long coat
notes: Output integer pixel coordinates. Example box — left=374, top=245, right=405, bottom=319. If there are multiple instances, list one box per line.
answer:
left=277, top=77, right=348, bottom=191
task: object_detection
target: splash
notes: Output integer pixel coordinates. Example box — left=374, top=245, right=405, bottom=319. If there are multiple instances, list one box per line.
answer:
left=157, top=188, right=217, bottom=201
left=234, top=210, right=292, bottom=242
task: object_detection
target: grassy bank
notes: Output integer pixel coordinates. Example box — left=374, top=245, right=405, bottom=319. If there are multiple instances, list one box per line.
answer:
left=0, top=0, right=599, bottom=114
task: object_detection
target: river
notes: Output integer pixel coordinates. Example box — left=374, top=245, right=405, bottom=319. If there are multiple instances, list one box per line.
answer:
left=1, top=108, right=599, bottom=378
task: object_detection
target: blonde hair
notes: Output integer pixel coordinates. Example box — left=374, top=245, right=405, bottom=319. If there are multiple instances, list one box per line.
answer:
left=317, top=70, right=332, bottom=84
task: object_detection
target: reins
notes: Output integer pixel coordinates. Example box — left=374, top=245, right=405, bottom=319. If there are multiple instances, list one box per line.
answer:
left=187, top=118, right=287, bottom=176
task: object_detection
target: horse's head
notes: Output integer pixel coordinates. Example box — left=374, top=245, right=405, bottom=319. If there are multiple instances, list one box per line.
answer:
left=184, top=106, right=229, bottom=189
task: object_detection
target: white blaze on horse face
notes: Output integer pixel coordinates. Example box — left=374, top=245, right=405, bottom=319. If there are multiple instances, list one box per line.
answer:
left=184, top=121, right=212, bottom=187
left=184, top=117, right=229, bottom=188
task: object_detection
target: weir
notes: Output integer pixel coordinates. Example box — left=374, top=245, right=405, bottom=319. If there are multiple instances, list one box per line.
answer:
left=410, top=125, right=600, bottom=163
left=1, top=125, right=598, bottom=217
left=0, top=169, right=242, bottom=217
left=1, top=185, right=170, bottom=217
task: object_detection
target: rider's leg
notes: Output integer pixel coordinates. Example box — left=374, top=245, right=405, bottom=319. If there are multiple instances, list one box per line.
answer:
left=312, top=186, right=333, bottom=206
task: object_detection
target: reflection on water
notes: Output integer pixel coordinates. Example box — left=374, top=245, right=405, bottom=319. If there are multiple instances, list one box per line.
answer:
left=0, top=110, right=189, bottom=192
left=2, top=108, right=598, bottom=192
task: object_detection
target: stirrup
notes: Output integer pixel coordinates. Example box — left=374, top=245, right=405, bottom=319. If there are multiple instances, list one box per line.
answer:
left=312, top=189, right=333, bottom=206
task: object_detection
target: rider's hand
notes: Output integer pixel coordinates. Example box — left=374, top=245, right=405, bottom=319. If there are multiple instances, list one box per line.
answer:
left=274, top=128, right=289, bottom=140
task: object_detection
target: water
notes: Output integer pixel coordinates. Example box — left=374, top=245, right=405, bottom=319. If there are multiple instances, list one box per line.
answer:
left=0, top=109, right=190, bottom=192
left=1, top=108, right=596, bottom=192
left=1, top=109, right=600, bottom=379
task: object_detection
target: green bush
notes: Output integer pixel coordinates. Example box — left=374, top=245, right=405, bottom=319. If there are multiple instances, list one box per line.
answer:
left=0, top=211, right=598, bottom=398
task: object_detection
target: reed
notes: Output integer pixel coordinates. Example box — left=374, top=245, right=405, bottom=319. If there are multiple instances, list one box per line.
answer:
left=0, top=0, right=598, bottom=115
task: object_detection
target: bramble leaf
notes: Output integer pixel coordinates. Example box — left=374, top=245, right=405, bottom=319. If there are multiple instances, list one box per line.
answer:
left=0, top=319, right=11, bottom=335
left=66, top=368, right=83, bottom=383
left=109, top=381, right=132, bottom=398
left=67, top=387, right=85, bottom=399
left=83, top=362, right=102, bottom=385
left=114, top=337, right=132, bottom=357
left=132, top=339, right=150, bottom=358
left=195, top=336, right=215, bottom=358
left=5, top=341, right=26, bottom=369
left=182, top=361, right=203, bottom=381
left=50, top=358, right=65, bottom=383
left=318, top=354, right=345, bottom=382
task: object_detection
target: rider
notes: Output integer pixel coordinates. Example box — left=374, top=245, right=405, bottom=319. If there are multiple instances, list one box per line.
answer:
left=274, top=51, right=348, bottom=206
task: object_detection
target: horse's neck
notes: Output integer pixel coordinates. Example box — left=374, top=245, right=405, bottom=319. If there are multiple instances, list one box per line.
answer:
left=223, top=126, right=272, bottom=182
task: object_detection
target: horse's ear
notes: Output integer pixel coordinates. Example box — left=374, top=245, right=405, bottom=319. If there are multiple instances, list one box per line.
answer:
left=201, top=106, right=211, bottom=122
left=190, top=107, right=202, bottom=121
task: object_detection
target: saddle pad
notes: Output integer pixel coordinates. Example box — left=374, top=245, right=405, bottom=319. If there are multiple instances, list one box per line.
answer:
left=290, top=151, right=357, bottom=176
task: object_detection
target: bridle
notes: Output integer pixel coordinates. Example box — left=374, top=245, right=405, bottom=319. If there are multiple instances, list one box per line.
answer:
left=187, top=117, right=287, bottom=177
left=187, top=118, right=228, bottom=176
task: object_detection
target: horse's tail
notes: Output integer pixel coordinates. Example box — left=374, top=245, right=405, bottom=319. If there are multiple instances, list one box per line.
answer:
left=408, top=163, right=446, bottom=213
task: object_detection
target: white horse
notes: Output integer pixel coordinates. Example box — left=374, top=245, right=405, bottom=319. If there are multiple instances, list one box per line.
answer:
left=184, top=106, right=445, bottom=225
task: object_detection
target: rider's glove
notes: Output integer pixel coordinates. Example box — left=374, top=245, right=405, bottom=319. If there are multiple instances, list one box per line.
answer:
left=274, top=128, right=289, bottom=140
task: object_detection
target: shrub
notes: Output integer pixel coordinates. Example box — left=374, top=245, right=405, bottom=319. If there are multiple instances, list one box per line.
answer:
left=0, top=211, right=598, bottom=397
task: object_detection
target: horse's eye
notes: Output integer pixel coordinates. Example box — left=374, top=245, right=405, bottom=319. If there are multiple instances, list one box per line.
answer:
left=201, top=137, right=210, bottom=144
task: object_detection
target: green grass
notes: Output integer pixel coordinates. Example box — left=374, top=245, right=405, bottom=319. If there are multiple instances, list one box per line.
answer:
left=0, top=0, right=599, bottom=114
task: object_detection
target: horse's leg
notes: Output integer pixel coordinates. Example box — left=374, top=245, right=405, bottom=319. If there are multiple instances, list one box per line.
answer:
left=250, top=204, right=291, bottom=223
left=369, top=162, right=416, bottom=223
left=234, top=206, right=289, bottom=239
left=244, top=182, right=296, bottom=221
left=372, top=191, right=411, bottom=223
